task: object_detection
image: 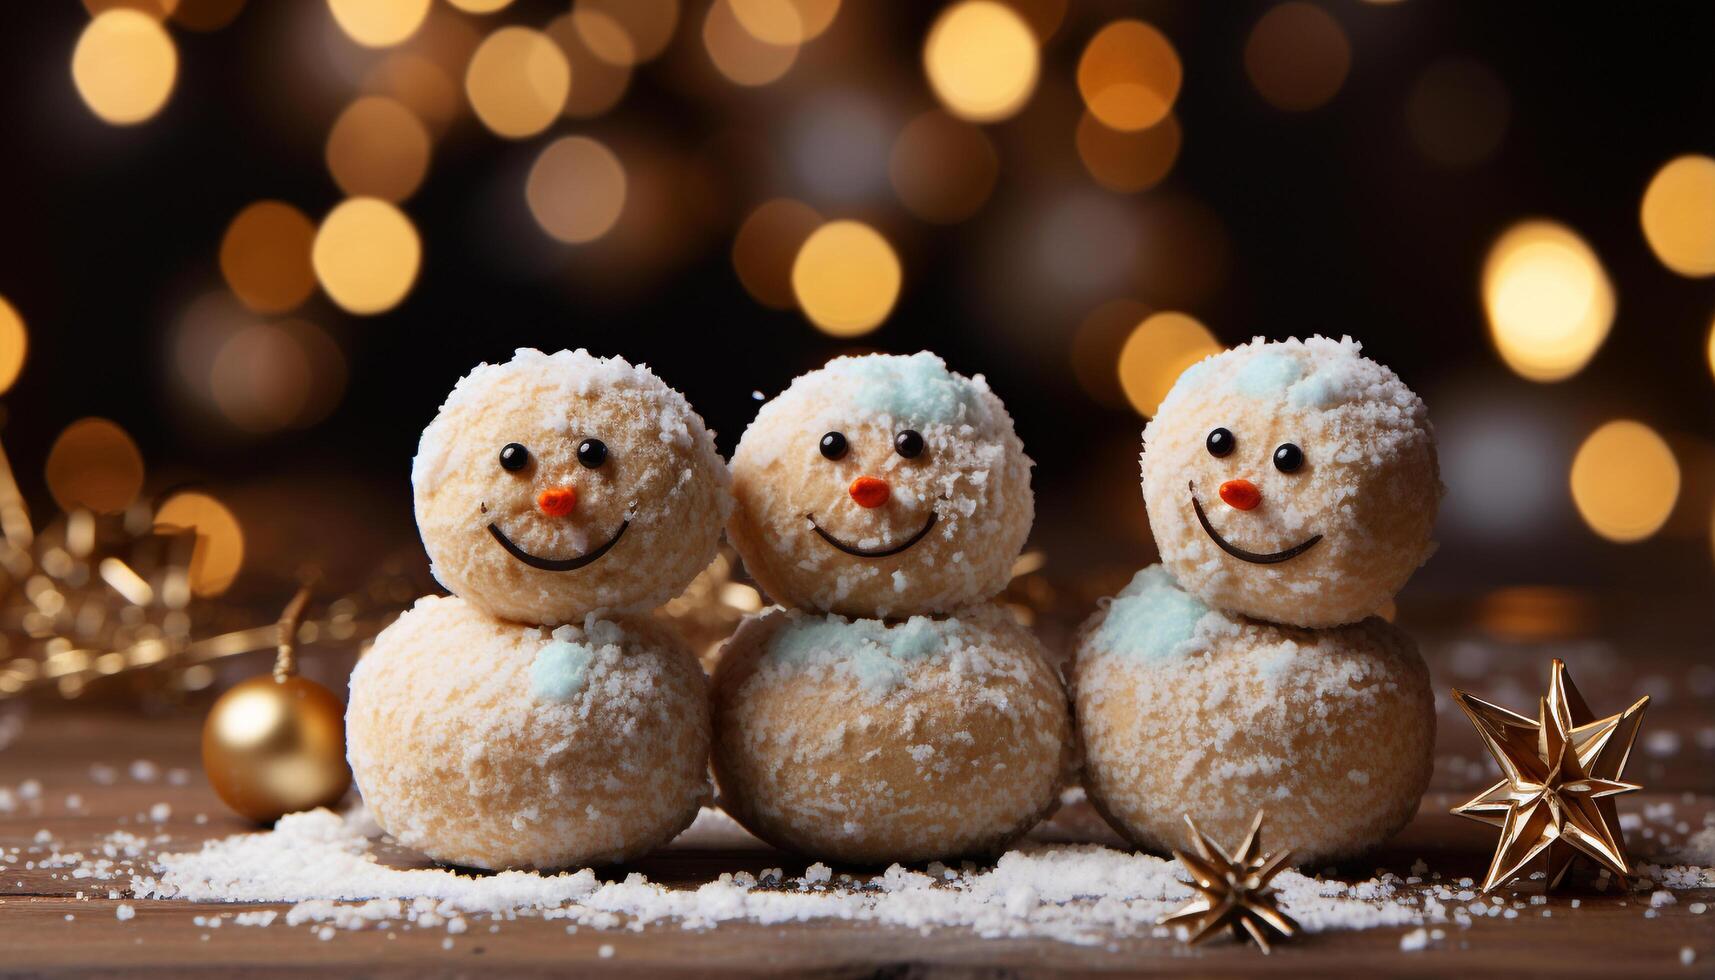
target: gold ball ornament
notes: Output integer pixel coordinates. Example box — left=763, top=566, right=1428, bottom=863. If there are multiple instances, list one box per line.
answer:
left=201, top=586, right=351, bottom=823
left=202, top=674, right=350, bottom=823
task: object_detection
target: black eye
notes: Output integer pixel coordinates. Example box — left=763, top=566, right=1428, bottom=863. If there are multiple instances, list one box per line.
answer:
left=819, top=431, right=848, bottom=460
left=1206, top=428, right=1235, bottom=458
left=577, top=438, right=608, bottom=469
left=894, top=429, right=925, bottom=459
left=499, top=443, right=529, bottom=471
left=1273, top=443, right=1305, bottom=473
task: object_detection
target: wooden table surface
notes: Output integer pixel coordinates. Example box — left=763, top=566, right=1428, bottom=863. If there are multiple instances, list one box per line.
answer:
left=2, top=621, right=1714, bottom=977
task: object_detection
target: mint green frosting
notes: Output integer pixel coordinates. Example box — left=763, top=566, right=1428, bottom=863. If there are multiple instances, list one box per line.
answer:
left=766, top=613, right=952, bottom=693
left=1093, top=565, right=1211, bottom=661
left=530, top=640, right=594, bottom=702
left=824, top=352, right=985, bottom=426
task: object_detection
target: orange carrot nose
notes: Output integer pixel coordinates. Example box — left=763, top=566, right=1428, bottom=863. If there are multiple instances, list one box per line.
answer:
left=849, top=476, right=890, bottom=509
left=1218, top=479, right=1261, bottom=511
left=537, top=486, right=577, bottom=517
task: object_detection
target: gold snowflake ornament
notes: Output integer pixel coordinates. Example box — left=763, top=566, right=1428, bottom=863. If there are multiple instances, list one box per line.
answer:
left=1451, top=658, right=1649, bottom=894
left=1159, top=811, right=1300, bottom=954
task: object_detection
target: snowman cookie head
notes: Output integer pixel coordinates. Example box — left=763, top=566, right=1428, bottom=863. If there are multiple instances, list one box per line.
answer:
left=728, top=352, right=1033, bottom=618
left=1140, top=336, right=1440, bottom=628
left=413, top=349, right=731, bottom=626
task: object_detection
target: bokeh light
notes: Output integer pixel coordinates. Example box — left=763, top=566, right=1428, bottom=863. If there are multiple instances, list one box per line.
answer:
left=72, top=10, right=178, bottom=126
left=1570, top=420, right=1680, bottom=543
left=1406, top=59, right=1510, bottom=169
left=465, top=26, right=570, bottom=138
left=889, top=110, right=998, bottom=223
left=1243, top=2, right=1350, bottom=112
left=574, top=5, right=637, bottom=65
left=1117, top=311, right=1220, bottom=417
left=575, top=0, right=679, bottom=64
left=545, top=14, right=631, bottom=118
left=733, top=198, right=822, bottom=309
left=728, top=0, right=839, bottom=45
left=219, top=201, right=317, bottom=315
left=1071, top=298, right=1149, bottom=408
left=326, top=0, right=430, bottom=48
left=526, top=136, right=628, bottom=244
left=44, top=418, right=145, bottom=514
left=923, top=1, right=1039, bottom=123
left=704, top=0, right=799, bottom=87
left=1482, top=220, right=1614, bottom=382
left=1076, top=111, right=1180, bottom=193
left=791, top=220, right=901, bottom=336
left=1640, top=154, right=1715, bottom=277
left=326, top=96, right=431, bottom=202
left=0, top=296, right=25, bottom=395
left=1076, top=20, right=1180, bottom=132
left=82, top=0, right=176, bottom=16
left=210, top=320, right=347, bottom=433
left=446, top=0, right=510, bottom=12
left=169, top=0, right=245, bottom=32
left=312, top=198, right=421, bottom=315
left=154, top=492, right=245, bottom=596
left=363, top=53, right=460, bottom=136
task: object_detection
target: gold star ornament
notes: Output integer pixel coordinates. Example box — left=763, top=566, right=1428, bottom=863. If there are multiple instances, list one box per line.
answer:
left=1451, top=658, right=1648, bottom=894
left=1159, top=811, right=1300, bottom=954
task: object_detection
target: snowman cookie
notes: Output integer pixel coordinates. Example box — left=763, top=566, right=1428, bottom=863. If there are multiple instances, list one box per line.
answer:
left=715, top=352, right=1070, bottom=863
left=347, top=349, right=727, bottom=870
left=1071, top=566, right=1433, bottom=865
left=1073, top=337, right=1439, bottom=865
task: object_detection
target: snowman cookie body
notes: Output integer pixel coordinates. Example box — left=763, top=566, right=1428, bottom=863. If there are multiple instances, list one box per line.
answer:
left=716, top=352, right=1070, bottom=863
left=1074, top=337, right=1440, bottom=865
left=347, top=349, right=728, bottom=870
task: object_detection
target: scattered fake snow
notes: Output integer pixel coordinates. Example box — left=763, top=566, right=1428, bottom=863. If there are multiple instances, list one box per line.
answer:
left=127, top=808, right=1437, bottom=945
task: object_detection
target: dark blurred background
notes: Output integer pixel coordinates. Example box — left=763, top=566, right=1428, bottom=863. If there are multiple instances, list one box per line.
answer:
left=1, top=0, right=1712, bottom=637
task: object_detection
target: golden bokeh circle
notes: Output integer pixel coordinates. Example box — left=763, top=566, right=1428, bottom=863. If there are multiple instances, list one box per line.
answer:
left=525, top=136, right=628, bottom=244
left=363, top=53, right=460, bottom=136
left=465, top=26, right=570, bottom=138
left=728, top=0, right=837, bottom=46
left=0, top=296, right=25, bottom=395
left=1117, top=311, right=1220, bottom=417
left=705, top=0, right=799, bottom=87
left=574, top=6, right=637, bottom=66
left=575, top=0, right=679, bottom=63
left=791, top=220, right=902, bottom=337
left=312, top=198, right=422, bottom=315
left=447, top=0, right=511, bottom=12
left=83, top=0, right=178, bottom=17
left=1570, top=420, right=1680, bottom=544
left=326, top=96, right=431, bottom=202
left=545, top=14, right=632, bottom=118
left=72, top=9, right=178, bottom=126
left=327, top=0, right=430, bottom=48
left=155, top=491, right=246, bottom=596
left=732, top=198, right=822, bottom=309
left=1243, top=1, right=1351, bottom=112
left=220, top=201, right=318, bottom=315
left=889, top=111, right=999, bottom=224
left=1076, top=111, right=1181, bottom=193
left=1640, top=155, right=1715, bottom=278
left=1482, top=220, right=1614, bottom=383
left=923, top=1, right=1039, bottom=123
left=1077, top=19, right=1180, bottom=132
left=45, top=418, right=146, bottom=514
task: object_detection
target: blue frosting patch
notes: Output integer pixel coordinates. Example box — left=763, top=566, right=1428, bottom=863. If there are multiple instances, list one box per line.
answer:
left=829, top=353, right=984, bottom=426
left=1232, top=351, right=1304, bottom=398
left=767, top=613, right=952, bottom=693
left=530, top=640, right=594, bottom=702
left=1094, top=566, right=1211, bottom=661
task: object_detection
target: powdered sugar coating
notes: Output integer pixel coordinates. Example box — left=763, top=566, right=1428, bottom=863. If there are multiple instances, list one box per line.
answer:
left=711, top=603, right=1071, bottom=864
left=346, top=595, right=711, bottom=870
left=1142, top=336, right=1441, bottom=628
left=728, top=352, right=1033, bottom=617
left=413, top=349, right=731, bottom=625
left=1071, top=566, right=1434, bottom=865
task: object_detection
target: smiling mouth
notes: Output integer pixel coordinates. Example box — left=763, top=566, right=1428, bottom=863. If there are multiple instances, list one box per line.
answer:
left=1189, top=481, right=1322, bottom=565
left=808, top=508, right=939, bottom=559
left=486, top=520, right=629, bottom=572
